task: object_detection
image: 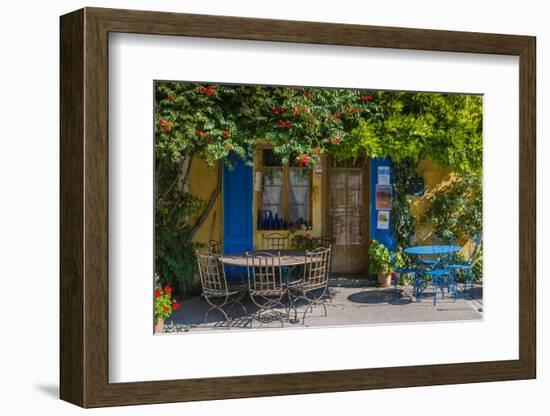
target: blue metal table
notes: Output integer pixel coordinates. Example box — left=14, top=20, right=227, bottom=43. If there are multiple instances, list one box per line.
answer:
left=404, top=245, right=461, bottom=304
left=404, top=245, right=461, bottom=256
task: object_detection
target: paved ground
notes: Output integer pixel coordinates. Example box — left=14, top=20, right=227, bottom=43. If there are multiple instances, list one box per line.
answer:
left=163, top=279, right=483, bottom=333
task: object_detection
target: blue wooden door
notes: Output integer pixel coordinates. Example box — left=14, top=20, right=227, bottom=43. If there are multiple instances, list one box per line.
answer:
left=369, top=157, right=393, bottom=247
left=223, top=157, right=253, bottom=255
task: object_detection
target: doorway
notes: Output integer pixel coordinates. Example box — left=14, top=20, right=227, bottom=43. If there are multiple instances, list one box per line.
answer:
left=327, top=158, right=369, bottom=274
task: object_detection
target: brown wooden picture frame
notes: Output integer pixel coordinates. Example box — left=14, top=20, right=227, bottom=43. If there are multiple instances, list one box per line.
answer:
left=60, top=7, right=536, bottom=408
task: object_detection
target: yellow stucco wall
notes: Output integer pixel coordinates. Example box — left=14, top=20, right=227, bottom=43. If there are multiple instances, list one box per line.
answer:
left=188, top=156, right=475, bottom=257
left=410, top=159, right=475, bottom=254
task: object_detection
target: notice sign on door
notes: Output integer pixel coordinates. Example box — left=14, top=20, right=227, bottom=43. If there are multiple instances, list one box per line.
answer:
left=375, top=184, right=392, bottom=210
left=377, top=210, right=390, bottom=230
left=377, top=166, right=390, bottom=185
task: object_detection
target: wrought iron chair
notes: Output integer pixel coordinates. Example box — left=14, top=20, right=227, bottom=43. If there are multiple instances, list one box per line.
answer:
left=288, top=247, right=331, bottom=323
left=387, top=237, right=418, bottom=302
left=315, top=236, right=334, bottom=302
left=421, top=245, right=457, bottom=306
left=261, top=233, right=289, bottom=250
left=206, top=239, right=247, bottom=284
left=246, top=251, right=289, bottom=327
left=195, top=251, right=248, bottom=328
left=205, top=239, right=222, bottom=255
left=446, top=235, right=482, bottom=299
left=316, top=236, right=335, bottom=249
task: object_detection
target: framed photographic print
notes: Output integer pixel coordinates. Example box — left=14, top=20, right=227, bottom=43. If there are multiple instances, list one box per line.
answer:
left=60, top=7, right=536, bottom=408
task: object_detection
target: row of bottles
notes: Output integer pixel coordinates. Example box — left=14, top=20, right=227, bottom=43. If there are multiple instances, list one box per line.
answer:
left=257, top=210, right=312, bottom=230
left=258, top=210, right=287, bottom=230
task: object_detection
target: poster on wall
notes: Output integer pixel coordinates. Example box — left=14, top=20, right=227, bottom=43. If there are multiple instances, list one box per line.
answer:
left=377, top=210, right=390, bottom=229
left=375, top=184, right=393, bottom=209
left=377, top=166, right=390, bottom=185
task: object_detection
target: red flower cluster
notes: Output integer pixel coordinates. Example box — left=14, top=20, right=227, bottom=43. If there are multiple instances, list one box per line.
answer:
left=312, top=148, right=320, bottom=156
left=222, top=129, right=232, bottom=138
left=198, top=85, right=217, bottom=95
left=391, top=272, right=397, bottom=278
left=155, top=288, right=163, bottom=298
left=172, top=301, right=181, bottom=310
left=167, top=94, right=175, bottom=102
left=159, top=119, right=172, bottom=133
left=330, top=113, right=341, bottom=121
left=326, top=136, right=342, bottom=144
left=271, top=105, right=285, bottom=116
left=361, top=95, right=374, bottom=102
left=196, top=130, right=205, bottom=138
left=348, top=107, right=360, bottom=114
left=291, top=107, right=307, bottom=116
left=163, top=285, right=172, bottom=294
left=276, top=119, right=292, bottom=128
left=296, top=154, right=312, bottom=166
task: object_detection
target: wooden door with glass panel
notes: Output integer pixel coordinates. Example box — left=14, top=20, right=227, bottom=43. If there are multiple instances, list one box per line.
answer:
left=328, top=158, right=368, bottom=274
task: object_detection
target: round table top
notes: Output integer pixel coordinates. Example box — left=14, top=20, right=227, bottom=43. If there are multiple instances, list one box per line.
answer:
left=221, top=250, right=307, bottom=267
left=404, top=245, right=461, bottom=255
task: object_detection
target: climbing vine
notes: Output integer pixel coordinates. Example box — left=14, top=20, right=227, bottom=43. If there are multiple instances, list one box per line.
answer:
left=154, top=81, right=483, bottom=293
left=423, top=174, right=482, bottom=243
left=391, top=159, right=419, bottom=249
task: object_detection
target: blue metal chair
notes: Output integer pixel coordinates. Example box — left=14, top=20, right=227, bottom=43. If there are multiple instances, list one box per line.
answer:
left=387, top=237, right=417, bottom=302
left=446, top=235, right=481, bottom=299
left=423, top=245, right=456, bottom=306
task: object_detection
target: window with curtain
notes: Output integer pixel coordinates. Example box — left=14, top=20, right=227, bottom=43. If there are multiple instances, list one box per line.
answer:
left=259, top=149, right=312, bottom=230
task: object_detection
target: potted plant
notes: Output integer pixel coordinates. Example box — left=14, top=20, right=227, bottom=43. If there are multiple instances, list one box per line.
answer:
left=154, top=284, right=181, bottom=333
left=290, top=233, right=319, bottom=251
left=368, top=240, right=394, bottom=287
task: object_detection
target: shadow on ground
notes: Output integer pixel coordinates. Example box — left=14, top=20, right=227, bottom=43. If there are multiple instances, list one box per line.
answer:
left=347, top=288, right=412, bottom=305
left=163, top=280, right=484, bottom=333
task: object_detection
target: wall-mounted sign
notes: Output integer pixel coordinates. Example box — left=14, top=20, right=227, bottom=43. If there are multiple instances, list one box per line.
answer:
left=377, top=210, right=390, bottom=230
left=377, top=166, right=390, bottom=185
left=375, top=184, right=392, bottom=210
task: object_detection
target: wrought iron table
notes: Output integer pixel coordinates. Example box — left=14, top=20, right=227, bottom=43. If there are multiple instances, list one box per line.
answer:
left=221, top=250, right=308, bottom=267
left=404, top=245, right=461, bottom=304
left=221, top=250, right=309, bottom=285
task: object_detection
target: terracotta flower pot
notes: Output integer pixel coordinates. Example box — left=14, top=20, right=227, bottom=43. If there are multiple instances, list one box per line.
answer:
left=377, top=272, right=392, bottom=288
left=154, top=319, right=164, bottom=334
